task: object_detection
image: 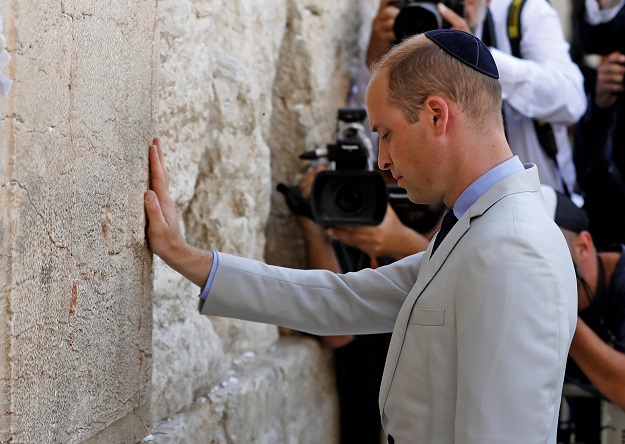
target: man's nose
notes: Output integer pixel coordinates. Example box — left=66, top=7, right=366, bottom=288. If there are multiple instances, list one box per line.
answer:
left=378, top=145, right=391, bottom=170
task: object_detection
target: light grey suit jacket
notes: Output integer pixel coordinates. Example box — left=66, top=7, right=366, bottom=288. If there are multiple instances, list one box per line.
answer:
left=202, top=165, right=577, bottom=443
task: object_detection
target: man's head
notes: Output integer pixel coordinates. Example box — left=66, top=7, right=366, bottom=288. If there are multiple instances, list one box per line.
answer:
left=541, top=185, right=596, bottom=309
left=365, top=30, right=507, bottom=205
left=372, top=30, right=502, bottom=128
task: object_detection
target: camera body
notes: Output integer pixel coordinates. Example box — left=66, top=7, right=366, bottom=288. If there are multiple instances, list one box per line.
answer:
left=392, top=0, right=465, bottom=42
left=306, top=108, right=387, bottom=227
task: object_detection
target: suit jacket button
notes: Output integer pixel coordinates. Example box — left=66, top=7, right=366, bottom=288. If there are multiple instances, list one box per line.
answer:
left=387, top=435, right=394, bottom=444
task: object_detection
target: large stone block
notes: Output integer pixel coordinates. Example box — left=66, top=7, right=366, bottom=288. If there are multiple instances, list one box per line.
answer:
left=153, top=0, right=285, bottom=423
left=148, top=337, right=338, bottom=444
left=152, top=0, right=379, bottom=438
left=264, top=0, right=378, bottom=268
left=0, top=1, right=156, bottom=442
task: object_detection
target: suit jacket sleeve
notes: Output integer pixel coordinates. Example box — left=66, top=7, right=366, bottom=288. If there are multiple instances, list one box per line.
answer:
left=200, top=251, right=424, bottom=335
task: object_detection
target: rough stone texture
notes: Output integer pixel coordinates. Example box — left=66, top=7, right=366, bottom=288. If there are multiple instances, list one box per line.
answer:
left=264, top=0, right=377, bottom=269
left=0, top=0, right=378, bottom=442
left=152, top=0, right=286, bottom=423
left=0, top=1, right=157, bottom=443
left=148, top=337, right=339, bottom=444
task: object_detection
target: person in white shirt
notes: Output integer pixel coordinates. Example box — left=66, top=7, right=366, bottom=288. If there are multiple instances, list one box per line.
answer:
left=368, top=0, right=587, bottom=194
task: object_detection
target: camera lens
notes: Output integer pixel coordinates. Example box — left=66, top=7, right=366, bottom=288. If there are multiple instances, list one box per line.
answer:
left=393, top=4, right=441, bottom=42
left=335, top=184, right=366, bottom=215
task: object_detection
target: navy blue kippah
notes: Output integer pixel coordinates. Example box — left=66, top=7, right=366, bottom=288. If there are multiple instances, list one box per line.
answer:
left=425, top=29, right=499, bottom=79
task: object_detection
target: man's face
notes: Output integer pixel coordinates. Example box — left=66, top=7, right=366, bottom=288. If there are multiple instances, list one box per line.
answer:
left=366, top=70, right=445, bottom=204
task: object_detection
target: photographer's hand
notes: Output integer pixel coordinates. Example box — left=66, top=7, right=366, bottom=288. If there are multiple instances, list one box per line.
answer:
left=595, top=51, right=625, bottom=109
left=326, top=205, right=429, bottom=261
left=145, top=138, right=213, bottom=288
left=367, top=0, right=400, bottom=69
left=436, top=3, right=472, bottom=34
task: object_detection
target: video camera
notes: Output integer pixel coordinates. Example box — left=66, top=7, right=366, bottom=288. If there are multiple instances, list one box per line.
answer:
left=390, top=0, right=465, bottom=42
left=278, top=108, right=388, bottom=227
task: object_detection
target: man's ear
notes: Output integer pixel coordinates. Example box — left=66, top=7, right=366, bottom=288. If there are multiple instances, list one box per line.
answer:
left=573, top=231, right=594, bottom=259
left=423, top=95, right=449, bottom=135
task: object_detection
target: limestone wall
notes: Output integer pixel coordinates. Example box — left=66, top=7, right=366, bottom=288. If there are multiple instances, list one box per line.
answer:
left=0, top=0, right=377, bottom=442
left=0, top=1, right=157, bottom=442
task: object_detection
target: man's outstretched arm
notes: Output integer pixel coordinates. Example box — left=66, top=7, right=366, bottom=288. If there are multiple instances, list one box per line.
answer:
left=144, top=138, right=213, bottom=288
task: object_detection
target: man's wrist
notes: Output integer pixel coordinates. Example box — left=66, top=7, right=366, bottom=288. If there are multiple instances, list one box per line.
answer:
left=165, top=242, right=213, bottom=289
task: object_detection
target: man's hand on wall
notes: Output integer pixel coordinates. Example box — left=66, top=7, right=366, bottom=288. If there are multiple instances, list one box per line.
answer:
left=145, top=138, right=213, bottom=288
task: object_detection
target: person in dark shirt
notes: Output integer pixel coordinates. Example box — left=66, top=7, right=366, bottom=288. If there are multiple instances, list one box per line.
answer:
left=575, top=0, right=625, bottom=248
left=543, top=185, right=625, bottom=442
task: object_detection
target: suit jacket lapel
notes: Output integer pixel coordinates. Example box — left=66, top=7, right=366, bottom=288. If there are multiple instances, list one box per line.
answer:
left=378, top=213, right=471, bottom=412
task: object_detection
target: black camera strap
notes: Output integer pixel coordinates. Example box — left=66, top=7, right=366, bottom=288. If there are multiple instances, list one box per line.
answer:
left=506, top=0, right=571, bottom=196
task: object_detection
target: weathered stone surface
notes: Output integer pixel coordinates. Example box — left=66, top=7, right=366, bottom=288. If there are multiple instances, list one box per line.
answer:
left=148, top=337, right=339, bottom=444
left=0, top=0, right=156, bottom=442
left=152, top=0, right=286, bottom=423
left=264, top=0, right=377, bottom=269
left=0, top=0, right=378, bottom=441
left=153, top=0, right=377, bottom=440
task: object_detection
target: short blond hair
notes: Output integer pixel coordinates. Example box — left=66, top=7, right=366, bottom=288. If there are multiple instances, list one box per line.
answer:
left=373, top=35, right=503, bottom=130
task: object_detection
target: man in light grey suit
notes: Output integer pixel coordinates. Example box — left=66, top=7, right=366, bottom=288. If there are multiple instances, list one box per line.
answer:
left=145, top=29, right=577, bottom=443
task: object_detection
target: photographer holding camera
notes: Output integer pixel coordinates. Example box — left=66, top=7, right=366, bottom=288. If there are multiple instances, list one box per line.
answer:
left=366, top=0, right=586, bottom=195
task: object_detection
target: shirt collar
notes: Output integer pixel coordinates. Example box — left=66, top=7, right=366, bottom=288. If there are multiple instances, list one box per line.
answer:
left=453, top=156, right=524, bottom=219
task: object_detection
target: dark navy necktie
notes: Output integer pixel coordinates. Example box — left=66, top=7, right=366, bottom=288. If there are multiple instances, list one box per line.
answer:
left=431, top=209, right=458, bottom=257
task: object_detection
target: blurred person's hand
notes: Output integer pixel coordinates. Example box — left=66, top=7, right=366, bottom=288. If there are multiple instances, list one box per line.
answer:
left=436, top=3, right=472, bottom=34
left=367, top=0, right=400, bottom=68
left=597, top=0, right=622, bottom=9
left=595, top=51, right=625, bottom=108
left=298, top=164, right=327, bottom=200
left=295, top=164, right=327, bottom=234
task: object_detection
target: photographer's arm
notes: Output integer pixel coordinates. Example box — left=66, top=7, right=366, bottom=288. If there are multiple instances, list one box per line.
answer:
left=144, top=139, right=213, bottom=287
left=298, top=217, right=355, bottom=348
left=327, top=205, right=430, bottom=260
left=569, top=317, right=625, bottom=410
left=298, top=217, right=342, bottom=273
